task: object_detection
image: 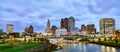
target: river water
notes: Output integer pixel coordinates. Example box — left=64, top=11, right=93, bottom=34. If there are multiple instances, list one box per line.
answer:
left=53, top=42, right=120, bottom=52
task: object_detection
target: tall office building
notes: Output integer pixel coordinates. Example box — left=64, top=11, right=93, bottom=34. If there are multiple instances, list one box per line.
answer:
left=60, top=18, right=69, bottom=31
left=80, top=24, right=87, bottom=34
left=81, top=24, right=87, bottom=31
left=46, top=19, right=51, bottom=33
left=87, top=24, right=96, bottom=34
left=64, top=18, right=69, bottom=31
left=100, top=18, right=115, bottom=35
left=29, top=25, right=34, bottom=34
left=6, top=24, right=14, bottom=34
left=68, top=16, right=75, bottom=32
left=24, top=25, right=34, bottom=35
left=24, top=26, right=29, bottom=33
left=60, top=18, right=64, bottom=28
left=60, top=17, right=75, bottom=32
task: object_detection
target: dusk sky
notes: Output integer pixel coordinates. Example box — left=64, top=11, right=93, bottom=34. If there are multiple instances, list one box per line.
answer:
left=0, top=0, right=120, bottom=33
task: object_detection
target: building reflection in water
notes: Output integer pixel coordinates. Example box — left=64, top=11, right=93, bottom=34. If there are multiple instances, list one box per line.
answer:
left=101, top=45, right=116, bottom=52
left=51, top=39, right=119, bottom=52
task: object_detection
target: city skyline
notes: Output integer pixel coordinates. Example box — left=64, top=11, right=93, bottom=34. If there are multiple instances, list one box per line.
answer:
left=0, top=0, right=120, bottom=33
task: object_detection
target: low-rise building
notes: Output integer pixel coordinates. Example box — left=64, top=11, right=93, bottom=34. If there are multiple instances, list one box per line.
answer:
left=55, top=28, right=67, bottom=36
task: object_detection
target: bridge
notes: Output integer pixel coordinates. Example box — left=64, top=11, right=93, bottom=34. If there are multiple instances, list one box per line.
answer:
left=38, top=34, right=101, bottom=39
left=48, top=38, right=81, bottom=46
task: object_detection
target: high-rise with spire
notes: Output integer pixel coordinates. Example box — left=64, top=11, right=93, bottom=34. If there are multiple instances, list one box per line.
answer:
left=46, top=19, right=51, bottom=33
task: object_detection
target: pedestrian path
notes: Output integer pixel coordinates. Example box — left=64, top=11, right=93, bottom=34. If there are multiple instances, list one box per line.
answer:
left=0, top=44, right=8, bottom=46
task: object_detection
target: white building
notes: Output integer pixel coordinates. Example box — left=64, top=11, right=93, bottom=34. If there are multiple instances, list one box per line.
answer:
left=55, top=28, right=67, bottom=36
left=42, top=33, right=52, bottom=36
left=100, top=18, right=115, bottom=36
left=6, top=24, right=14, bottom=34
left=71, top=30, right=79, bottom=35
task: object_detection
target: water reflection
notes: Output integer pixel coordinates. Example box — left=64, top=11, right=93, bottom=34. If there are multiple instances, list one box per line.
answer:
left=101, top=45, right=116, bottom=52
left=53, top=41, right=120, bottom=52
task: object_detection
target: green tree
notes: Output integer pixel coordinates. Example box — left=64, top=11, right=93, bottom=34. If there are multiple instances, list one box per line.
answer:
left=0, top=29, right=6, bottom=39
left=8, top=36, right=14, bottom=47
left=9, top=32, right=20, bottom=38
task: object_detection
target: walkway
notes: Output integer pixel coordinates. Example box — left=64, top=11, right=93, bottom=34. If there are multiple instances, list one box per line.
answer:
left=24, top=43, right=57, bottom=52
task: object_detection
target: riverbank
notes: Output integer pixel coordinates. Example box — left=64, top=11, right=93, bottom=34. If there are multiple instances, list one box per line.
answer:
left=65, top=38, right=120, bottom=48
left=24, top=43, right=58, bottom=52
left=88, top=41, right=120, bottom=48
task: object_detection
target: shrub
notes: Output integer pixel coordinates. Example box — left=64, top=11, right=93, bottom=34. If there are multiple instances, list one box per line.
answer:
left=98, top=38, right=101, bottom=41
left=24, top=37, right=26, bottom=41
left=2, top=37, right=6, bottom=43
left=104, top=38, right=106, bottom=41
left=109, top=36, right=112, bottom=40
left=80, top=38, right=89, bottom=41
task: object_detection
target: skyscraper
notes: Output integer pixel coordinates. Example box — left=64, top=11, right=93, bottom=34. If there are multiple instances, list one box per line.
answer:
left=60, top=18, right=68, bottom=31
left=64, top=18, right=69, bottom=31
left=87, top=24, right=96, bottom=34
left=81, top=24, right=87, bottom=31
left=29, top=25, right=34, bottom=34
left=46, top=19, right=51, bottom=33
left=60, top=18, right=64, bottom=28
left=68, top=16, right=75, bottom=32
left=6, top=24, right=14, bottom=34
left=100, top=18, right=115, bottom=36
left=24, top=26, right=29, bottom=33
left=60, top=17, right=75, bottom=33
left=80, top=24, right=87, bottom=34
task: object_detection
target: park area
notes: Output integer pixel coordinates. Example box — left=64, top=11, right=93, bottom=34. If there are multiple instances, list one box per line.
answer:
left=0, top=36, right=44, bottom=52
left=0, top=36, right=57, bottom=52
left=0, top=40, right=42, bottom=52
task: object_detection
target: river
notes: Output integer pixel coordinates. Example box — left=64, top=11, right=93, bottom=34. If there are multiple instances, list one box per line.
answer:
left=51, top=39, right=120, bottom=52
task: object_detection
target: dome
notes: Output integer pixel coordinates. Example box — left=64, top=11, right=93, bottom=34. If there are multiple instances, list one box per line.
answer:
left=69, top=16, right=74, bottom=19
left=29, top=25, right=33, bottom=28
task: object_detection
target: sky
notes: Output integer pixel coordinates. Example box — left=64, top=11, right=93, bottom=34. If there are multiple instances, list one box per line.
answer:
left=0, top=0, right=120, bottom=33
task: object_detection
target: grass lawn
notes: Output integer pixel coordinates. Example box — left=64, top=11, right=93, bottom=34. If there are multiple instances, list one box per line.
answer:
left=103, top=40, right=120, bottom=44
left=0, top=41, right=9, bottom=44
left=0, top=42, right=43, bottom=52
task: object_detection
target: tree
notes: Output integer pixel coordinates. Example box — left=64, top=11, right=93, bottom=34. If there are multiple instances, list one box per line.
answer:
left=0, top=29, right=6, bottom=38
left=98, top=38, right=101, bottom=41
left=2, top=37, right=6, bottom=43
left=9, top=32, right=20, bottom=38
left=0, top=29, right=4, bottom=34
left=0, top=29, right=2, bottom=36
left=8, top=36, right=14, bottom=47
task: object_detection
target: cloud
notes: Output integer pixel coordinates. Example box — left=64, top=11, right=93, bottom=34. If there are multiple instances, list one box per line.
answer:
left=0, top=0, right=120, bottom=33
